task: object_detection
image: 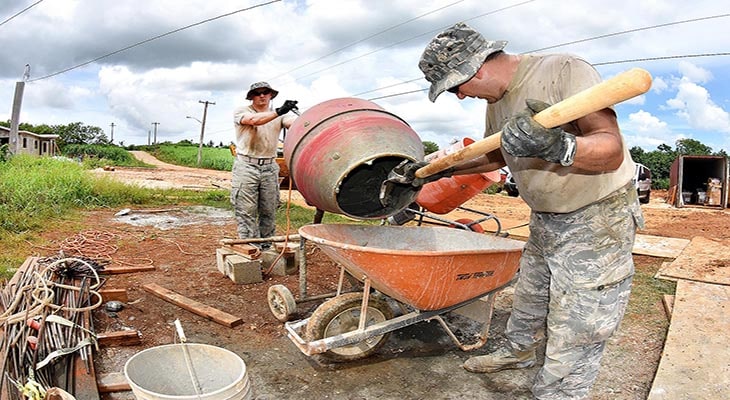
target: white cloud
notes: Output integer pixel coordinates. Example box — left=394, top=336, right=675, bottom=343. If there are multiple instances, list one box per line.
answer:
left=665, top=79, right=730, bottom=133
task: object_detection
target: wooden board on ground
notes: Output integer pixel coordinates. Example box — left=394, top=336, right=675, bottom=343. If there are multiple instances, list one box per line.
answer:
left=97, top=372, right=131, bottom=393
left=633, top=234, right=690, bottom=258
left=142, top=283, right=243, bottom=328
left=486, top=221, right=690, bottom=259
left=647, top=280, right=730, bottom=399
left=655, top=236, right=730, bottom=285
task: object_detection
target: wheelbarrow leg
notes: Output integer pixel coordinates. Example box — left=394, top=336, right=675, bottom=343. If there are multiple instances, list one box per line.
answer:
left=432, top=291, right=497, bottom=351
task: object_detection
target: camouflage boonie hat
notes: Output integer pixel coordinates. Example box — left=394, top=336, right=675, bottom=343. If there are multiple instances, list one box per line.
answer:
left=419, top=22, right=507, bottom=102
left=246, top=81, right=279, bottom=100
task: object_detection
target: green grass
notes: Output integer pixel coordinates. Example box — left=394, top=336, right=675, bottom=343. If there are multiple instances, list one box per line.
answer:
left=0, top=155, right=231, bottom=279
left=148, top=144, right=233, bottom=171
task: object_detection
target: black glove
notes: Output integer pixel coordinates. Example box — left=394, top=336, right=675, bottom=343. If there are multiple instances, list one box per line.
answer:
left=392, top=160, right=455, bottom=188
left=275, top=100, right=298, bottom=116
left=501, top=99, right=577, bottom=166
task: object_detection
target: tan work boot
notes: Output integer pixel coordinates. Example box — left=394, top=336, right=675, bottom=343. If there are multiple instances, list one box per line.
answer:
left=463, top=346, right=536, bottom=373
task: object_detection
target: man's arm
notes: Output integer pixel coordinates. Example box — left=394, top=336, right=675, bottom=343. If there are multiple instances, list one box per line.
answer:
left=571, top=108, right=624, bottom=171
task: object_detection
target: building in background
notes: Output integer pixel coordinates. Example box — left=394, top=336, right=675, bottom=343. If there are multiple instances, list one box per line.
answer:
left=0, top=125, right=59, bottom=156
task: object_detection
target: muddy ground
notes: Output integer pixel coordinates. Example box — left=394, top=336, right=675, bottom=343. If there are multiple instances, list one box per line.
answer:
left=31, top=153, right=726, bottom=399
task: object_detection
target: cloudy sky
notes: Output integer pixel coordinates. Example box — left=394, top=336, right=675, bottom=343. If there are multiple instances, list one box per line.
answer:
left=1, top=0, right=729, bottom=154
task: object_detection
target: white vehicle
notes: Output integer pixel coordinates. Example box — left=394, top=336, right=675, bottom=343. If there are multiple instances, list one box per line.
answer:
left=634, top=163, right=652, bottom=204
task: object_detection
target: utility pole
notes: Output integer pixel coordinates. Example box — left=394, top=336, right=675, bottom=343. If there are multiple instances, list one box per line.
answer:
left=9, top=64, right=30, bottom=155
left=151, top=122, right=160, bottom=144
left=147, top=130, right=151, bottom=145
left=110, top=122, right=115, bottom=144
left=196, top=100, right=215, bottom=167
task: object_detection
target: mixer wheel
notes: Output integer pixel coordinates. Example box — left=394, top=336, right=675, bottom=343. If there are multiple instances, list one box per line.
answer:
left=267, top=284, right=297, bottom=322
left=305, top=292, right=393, bottom=362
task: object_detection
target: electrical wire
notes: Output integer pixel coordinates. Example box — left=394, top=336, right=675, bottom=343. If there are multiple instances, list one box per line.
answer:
left=267, top=0, right=468, bottom=81
left=0, top=0, right=45, bottom=28
left=526, top=13, right=730, bottom=54
left=358, top=12, right=730, bottom=100
left=284, top=0, right=538, bottom=84
left=28, top=0, right=281, bottom=82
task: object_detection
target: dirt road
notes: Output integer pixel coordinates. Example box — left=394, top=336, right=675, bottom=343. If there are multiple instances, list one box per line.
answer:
left=69, top=153, right=729, bottom=399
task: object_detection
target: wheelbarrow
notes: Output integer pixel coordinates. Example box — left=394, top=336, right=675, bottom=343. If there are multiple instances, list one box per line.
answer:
left=274, top=224, right=524, bottom=362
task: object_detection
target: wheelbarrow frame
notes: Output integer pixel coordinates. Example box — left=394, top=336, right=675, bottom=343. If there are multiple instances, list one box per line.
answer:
left=283, top=261, right=515, bottom=358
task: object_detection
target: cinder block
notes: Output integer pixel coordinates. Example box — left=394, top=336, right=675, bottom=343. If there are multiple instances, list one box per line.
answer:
left=216, top=247, right=235, bottom=274
left=274, top=242, right=301, bottom=275
left=260, top=250, right=288, bottom=276
left=225, top=254, right=263, bottom=284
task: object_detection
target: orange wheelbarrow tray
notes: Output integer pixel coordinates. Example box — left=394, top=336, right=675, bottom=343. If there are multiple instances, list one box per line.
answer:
left=283, top=224, right=524, bottom=361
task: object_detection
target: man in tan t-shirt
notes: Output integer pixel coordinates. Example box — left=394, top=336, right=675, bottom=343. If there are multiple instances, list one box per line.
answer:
left=414, top=23, right=645, bottom=399
left=231, top=82, right=298, bottom=249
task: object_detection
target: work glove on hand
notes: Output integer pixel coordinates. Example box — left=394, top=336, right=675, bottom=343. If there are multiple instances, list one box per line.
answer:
left=501, top=99, right=577, bottom=166
left=275, top=100, right=299, bottom=116
left=393, top=160, right=455, bottom=187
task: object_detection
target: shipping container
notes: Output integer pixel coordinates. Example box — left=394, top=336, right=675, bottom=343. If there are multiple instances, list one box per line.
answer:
left=669, top=155, right=728, bottom=208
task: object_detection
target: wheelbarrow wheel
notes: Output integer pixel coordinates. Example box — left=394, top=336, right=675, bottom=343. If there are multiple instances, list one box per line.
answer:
left=267, top=284, right=297, bottom=322
left=305, top=292, right=394, bottom=362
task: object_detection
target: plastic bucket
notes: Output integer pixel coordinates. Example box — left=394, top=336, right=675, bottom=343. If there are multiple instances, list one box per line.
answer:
left=124, top=344, right=253, bottom=400
left=284, top=97, right=424, bottom=219
left=416, top=138, right=500, bottom=214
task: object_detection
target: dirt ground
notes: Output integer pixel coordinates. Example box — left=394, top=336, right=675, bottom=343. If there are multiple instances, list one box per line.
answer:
left=33, top=152, right=728, bottom=399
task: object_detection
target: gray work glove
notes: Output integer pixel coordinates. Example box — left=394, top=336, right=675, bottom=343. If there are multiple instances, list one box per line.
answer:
left=275, top=100, right=299, bottom=116
left=501, top=99, right=577, bottom=166
left=393, top=160, right=455, bottom=187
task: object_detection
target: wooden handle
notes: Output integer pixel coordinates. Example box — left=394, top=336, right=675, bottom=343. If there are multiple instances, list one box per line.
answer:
left=415, top=67, right=652, bottom=178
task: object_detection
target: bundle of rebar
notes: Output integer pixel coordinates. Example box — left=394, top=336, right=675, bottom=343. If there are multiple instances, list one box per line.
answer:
left=0, top=254, right=106, bottom=399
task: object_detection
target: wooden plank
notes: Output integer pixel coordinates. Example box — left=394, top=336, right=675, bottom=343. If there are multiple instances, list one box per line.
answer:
left=98, top=288, right=128, bottom=302
left=97, top=372, right=131, bottom=393
left=102, top=265, right=155, bottom=274
left=142, top=283, right=243, bottom=328
left=661, top=295, right=674, bottom=321
left=655, top=236, right=730, bottom=285
left=97, top=330, right=141, bottom=347
left=648, top=280, right=730, bottom=399
left=633, top=234, right=690, bottom=259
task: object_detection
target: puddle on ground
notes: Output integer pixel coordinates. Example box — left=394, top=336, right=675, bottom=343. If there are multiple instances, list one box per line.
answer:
left=113, top=206, right=232, bottom=230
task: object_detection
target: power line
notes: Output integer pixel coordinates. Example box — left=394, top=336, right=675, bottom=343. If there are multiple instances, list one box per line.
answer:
left=267, top=0, right=467, bottom=81
left=283, top=0, right=538, bottom=85
left=359, top=12, right=730, bottom=100
left=28, top=0, right=281, bottom=82
left=526, top=13, right=730, bottom=54
left=0, top=0, right=45, bottom=28
left=593, top=52, right=730, bottom=67
left=364, top=52, right=730, bottom=102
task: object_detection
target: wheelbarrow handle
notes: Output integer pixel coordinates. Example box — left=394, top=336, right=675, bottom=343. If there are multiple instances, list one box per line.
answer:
left=415, top=67, right=653, bottom=179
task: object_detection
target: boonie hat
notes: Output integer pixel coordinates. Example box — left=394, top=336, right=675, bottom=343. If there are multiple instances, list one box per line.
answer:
left=246, top=81, right=279, bottom=100
left=419, top=22, right=507, bottom=102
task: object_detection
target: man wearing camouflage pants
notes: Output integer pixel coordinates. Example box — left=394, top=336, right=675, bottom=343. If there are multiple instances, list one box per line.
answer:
left=231, top=82, right=298, bottom=249
left=415, top=23, right=645, bottom=399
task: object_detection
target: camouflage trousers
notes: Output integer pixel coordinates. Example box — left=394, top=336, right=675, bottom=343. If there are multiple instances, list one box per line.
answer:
left=506, top=184, right=644, bottom=400
left=230, top=159, right=280, bottom=241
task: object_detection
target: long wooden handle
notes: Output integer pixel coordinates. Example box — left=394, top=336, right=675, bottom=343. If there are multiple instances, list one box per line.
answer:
left=415, top=67, right=653, bottom=178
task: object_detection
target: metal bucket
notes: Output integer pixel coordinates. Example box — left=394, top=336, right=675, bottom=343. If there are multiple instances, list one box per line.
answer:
left=284, top=98, right=424, bottom=219
left=124, top=343, right=253, bottom=400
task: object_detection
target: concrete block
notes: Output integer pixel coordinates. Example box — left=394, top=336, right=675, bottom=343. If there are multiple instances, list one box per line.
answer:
left=225, top=254, right=263, bottom=284
left=216, top=247, right=235, bottom=274
left=260, top=249, right=287, bottom=276
left=274, top=242, right=302, bottom=275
